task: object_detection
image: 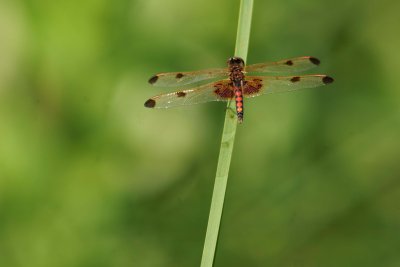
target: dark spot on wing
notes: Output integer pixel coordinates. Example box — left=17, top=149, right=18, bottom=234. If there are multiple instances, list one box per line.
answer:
left=214, top=82, right=234, bottom=99
left=148, top=75, right=159, bottom=84
left=144, top=99, right=156, bottom=108
left=309, top=57, right=320, bottom=65
left=322, top=76, right=334, bottom=84
left=291, top=76, right=301, bottom=83
left=176, top=91, right=186, bottom=97
left=285, top=60, right=293, bottom=66
left=176, top=73, right=184, bottom=79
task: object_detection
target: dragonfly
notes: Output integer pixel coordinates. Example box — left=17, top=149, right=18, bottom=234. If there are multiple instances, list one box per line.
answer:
left=144, top=56, right=334, bottom=123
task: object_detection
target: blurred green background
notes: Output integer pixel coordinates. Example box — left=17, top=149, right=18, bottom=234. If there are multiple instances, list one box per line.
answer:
left=1, top=0, right=400, bottom=266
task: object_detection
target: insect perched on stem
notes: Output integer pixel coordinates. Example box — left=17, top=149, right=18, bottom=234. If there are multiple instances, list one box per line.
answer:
left=144, top=56, right=334, bottom=123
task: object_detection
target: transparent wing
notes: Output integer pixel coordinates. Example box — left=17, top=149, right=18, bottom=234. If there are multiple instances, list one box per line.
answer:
left=245, top=56, right=321, bottom=74
left=243, top=75, right=334, bottom=98
left=144, top=79, right=234, bottom=108
left=148, top=68, right=228, bottom=87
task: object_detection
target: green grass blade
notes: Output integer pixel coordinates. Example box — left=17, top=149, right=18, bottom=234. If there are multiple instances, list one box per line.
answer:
left=200, top=0, right=253, bottom=266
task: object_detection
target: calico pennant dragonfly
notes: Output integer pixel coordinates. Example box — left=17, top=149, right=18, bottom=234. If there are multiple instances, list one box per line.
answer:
left=144, top=56, right=334, bottom=123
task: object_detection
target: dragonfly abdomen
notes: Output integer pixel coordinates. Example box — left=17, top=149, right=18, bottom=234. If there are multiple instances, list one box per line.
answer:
left=234, top=87, right=244, bottom=123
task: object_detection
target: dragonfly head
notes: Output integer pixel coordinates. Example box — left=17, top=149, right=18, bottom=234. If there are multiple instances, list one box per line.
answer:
left=227, top=57, right=245, bottom=69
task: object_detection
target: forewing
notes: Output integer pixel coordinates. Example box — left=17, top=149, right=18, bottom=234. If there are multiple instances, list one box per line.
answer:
left=243, top=75, right=334, bottom=98
left=245, top=56, right=321, bottom=74
left=144, top=79, right=234, bottom=108
left=148, top=68, right=228, bottom=87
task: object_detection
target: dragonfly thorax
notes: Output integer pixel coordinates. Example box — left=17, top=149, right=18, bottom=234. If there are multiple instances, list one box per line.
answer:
left=230, top=68, right=245, bottom=87
left=228, top=57, right=245, bottom=87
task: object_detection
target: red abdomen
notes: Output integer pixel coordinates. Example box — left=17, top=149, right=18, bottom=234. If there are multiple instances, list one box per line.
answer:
left=234, top=87, right=244, bottom=123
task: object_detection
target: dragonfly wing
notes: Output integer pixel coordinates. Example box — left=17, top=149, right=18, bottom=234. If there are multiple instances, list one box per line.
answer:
left=245, top=56, right=321, bottom=74
left=148, top=68, right=228, bottom=87
left=144, top=79, right=234, bottom=108
left=243, top=75, right=334, bottom=98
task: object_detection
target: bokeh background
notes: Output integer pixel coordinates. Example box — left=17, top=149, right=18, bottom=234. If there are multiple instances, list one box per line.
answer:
left=1, top=0, right=400, bottom=266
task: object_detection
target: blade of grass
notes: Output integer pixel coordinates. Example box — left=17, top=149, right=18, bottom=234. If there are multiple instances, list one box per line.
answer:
left=200, top=0, right=254, bottom=266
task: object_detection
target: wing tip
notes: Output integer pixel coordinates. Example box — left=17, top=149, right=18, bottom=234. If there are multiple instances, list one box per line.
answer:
left=144, top=99, right=156, bottom=108
left=309, top=57, right=321, bottom=65
left=322, top=76, right=334, bottom=84
left=148, top=75, right=159, bottom=84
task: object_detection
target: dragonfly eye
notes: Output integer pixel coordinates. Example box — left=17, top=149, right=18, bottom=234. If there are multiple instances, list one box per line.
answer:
left=227, top=57, right=245, bottom=67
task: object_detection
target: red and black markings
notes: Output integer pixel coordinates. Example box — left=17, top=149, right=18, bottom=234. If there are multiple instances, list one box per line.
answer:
left=234, top=87, right=244, bottom=123
left=148, top=75, right=159, bottom=84
left=144, top=99, right=156, bottom=108
left=213, top=82, right=234, bottom=99
left=243, top=78, right=263, bottom=96
left=176, top=91, right=186, bottom=97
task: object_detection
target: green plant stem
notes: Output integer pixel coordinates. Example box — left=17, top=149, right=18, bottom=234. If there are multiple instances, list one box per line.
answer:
left=200, top=0, right=253, bottom=266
